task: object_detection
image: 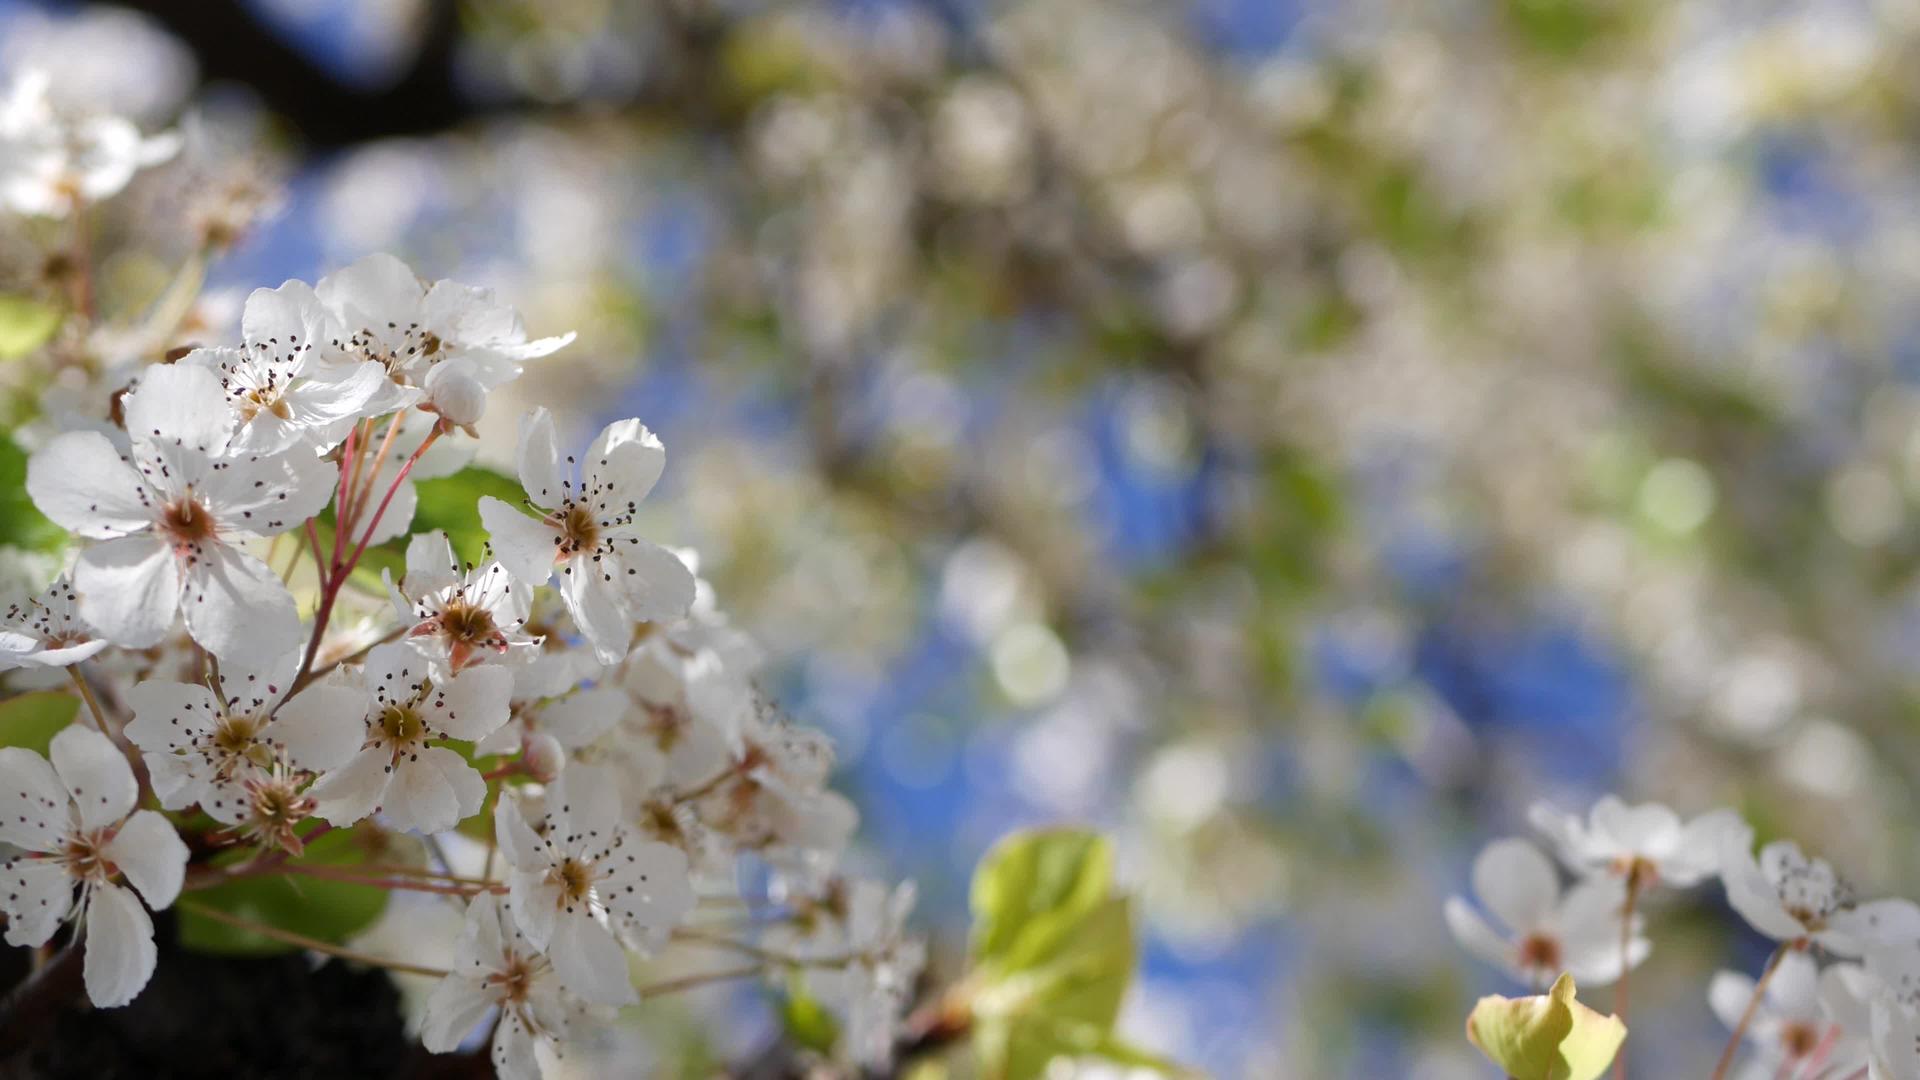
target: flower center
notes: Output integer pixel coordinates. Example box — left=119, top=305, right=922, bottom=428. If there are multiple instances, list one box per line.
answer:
left=1516, top=933, right=1561, bottom=972
left=58, top=831, right=116, bottom=884
left=439, top=602, right=499, bottom=647
left=239, top=386, right=292, bottom=421
left=380, top=704, right=426, bottom=747
left=1779, top=1021, right=1820, bottom=1058
left=552, top=856, right=595, bottom=904
left=551, top=503, right=599, bottom=557
left=242, top=773, right=316, bottom=855
left=160, top=497, right=217, bottom=548
left=212, top=713, right=262, bottom=757
left=486, top=955, right=536, bottom=1004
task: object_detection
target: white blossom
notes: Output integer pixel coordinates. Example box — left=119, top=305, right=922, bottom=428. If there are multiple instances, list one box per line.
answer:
left=25, top=364, right=331, bottom=665
left=304, top=642, right=510, bottom=833
left=0, top=67, right=178, bottom=218
left=388, top=531, right=541, bottom=675
left=495, top=763, right=695, bottom=1005
left=805, top=880, right=927, bottom=1069
left=0, top=727, right=187, bottom=1007
left=1529, top=795, right=1742, bottom=889
left=421, top=892, right=582, bottom=1080
left=1719, top=829, right=1920, bottom=955
left=1708, top=952, right=1867, bottom=1080
left=0, top=576, right=108, bottom=670
left=1444, top=838, right=1647, bottom=990
left=478, top=408, right=694, bottom=664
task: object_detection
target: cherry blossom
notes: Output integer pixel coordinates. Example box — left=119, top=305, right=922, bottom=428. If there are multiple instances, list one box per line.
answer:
left=1708, top=952, right=1866, bottom=1080
left=1444, top=838, right=1647, bottom=990
left=0, top=727, right=187, bottom=1007
left=304, top=642, right=511, bottom=833
left=0, top=576, right=108, bottom=670
left=478, top=408, right=694, bottom=663
left=421, top=893, right=582, bottom=1080
left=495, top=763, right=696, bottom=1004
left=388, top=531, right=540, bottom=675
left=182, top=280, right=386, bottom=455
left=24, top=363, right=331, bottom=665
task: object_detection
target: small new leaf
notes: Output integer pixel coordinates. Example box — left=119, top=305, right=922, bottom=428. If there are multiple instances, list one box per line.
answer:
left=1465, top=973, right=1626, bottom=1080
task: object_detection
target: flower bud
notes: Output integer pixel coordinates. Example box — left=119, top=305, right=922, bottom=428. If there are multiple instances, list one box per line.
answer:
left=425, top=369, right=486, bottom=427
left=523, top=731, right=566, bottom=783
left=1465, top=973, right=1625, bottom=1080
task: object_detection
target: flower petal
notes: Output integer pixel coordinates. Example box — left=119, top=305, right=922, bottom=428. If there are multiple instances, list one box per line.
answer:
left=82, top=882, right=157, bottom=1008
left=585, top=424, right=665, bottom=508
left=558, top=554, right=631, bottom=665
left=1471, top=838, right=1559, bottom=934
left=546, top=912, right=635, bottom=1006
left=50, top=725, right=135, bottom=832
left=73, top=534, right=180, bottom=649
left=536, top=688, right=623, bottom=750
left=267, top=683, right=372, bottom=772
left=0, top=855, right=72, bottom=947
left=421, top=973, right=494, bottom=1053
left=425, top=665, right=513, bottom=742
left=0, top=746, right=71, bottom=853
left=182, top=543, right=302, bottom=667
left=599, top=838, right=694, bottom=934
left=613, top=537, right=696, bottom=625
left=384, top=755, right=460, bottom=834
left=514, top=408, right=565, bottom=510
left=547, top=763, right=621, bottom=845
left=123, top=363, right=232, bottom=457
left=307, top=745, right=391, bottom=827
left=103, top=809, right=187, bottom=909
left=123, top=679, right=222, bottom=755
left=477, top=497, right=555, bottom=589
left=26, top=431, right=150, bottom=538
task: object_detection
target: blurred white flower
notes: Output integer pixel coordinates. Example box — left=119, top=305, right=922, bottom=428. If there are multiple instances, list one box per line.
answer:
left=1444, top=838, right=1646, bottom=989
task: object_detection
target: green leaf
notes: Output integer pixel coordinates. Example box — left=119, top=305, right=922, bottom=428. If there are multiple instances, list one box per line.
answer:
left=0, top=295, right=60, bottom=360
left=969, top=828, right=1114, bottom=972
left=1466, top=973, right=1626, bottom=1080
left=177, top=826, right=392, bottom=956
left=0, top=692, right=80, bottom=755
left=778, top=974, right=841, bottom=1055
left=411, top=467, right=525, bottom=566
left=0, top=437, right=67, bottom=554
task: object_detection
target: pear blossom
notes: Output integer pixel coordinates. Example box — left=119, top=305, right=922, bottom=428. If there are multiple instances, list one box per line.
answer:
left=422, top=893, right=582, bottom=1080
left=474, top=684, right=625, bottom=767
left=1718, top=829, right=1920, bottom=955
left=0, top=576, right=109, bottom=670
left=0, top=67, right=178, bottom=218
left=1708, top=952, right=1867, bottom=1080
left=1444, top=838, right=1648, bottom=990
left=314, top=253, right=574, bottom=422
left=495, top=763, right=696, bottom=1005
left=803, top=880, right=927, bottom=1069
left=700, top=706, right=858, bottom=859
left=606, top=637, right=742, bottom=793
left=388, top=531, right=540, bottom=674
left=1529, top=796, right=1742, bottom=889
left=123, top=653, right=366, bottom=839
left=24, top=364, right=332, bottom=665
left=304, top=642, right=511, bottom=833
left=477, top=409, right=695, bottom=664
left=182, top=280, right=386, bottom=454
left=0, top=727, right=188, bottom=1007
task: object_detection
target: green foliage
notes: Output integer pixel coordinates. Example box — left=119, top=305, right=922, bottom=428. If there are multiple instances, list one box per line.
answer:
left=0, top=692, right=80, bottom=755
left=178, top=826, right=392, bottom=956
left=0, top=437, right=66, bottom=554
left=411, top=466, right=525, bottom=566
left=0, top=295, right=60, bottom=360
left=1465, top=974, right=1626, bottom=1080
left=778, top=974, right=841, bottom=1056
left=964, top=828, right=1181, bottom=1080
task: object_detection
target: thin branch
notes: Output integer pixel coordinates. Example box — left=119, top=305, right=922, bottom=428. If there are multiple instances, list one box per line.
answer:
left=177, top=899, right=452, bottom=979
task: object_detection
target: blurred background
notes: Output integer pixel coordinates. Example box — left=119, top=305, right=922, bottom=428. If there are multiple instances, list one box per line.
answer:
left=5, top=0, right=1920, bottom=1074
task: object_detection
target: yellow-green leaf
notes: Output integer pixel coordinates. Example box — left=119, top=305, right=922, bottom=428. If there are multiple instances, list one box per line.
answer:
left=0, top=295, right=59, bottom=360
left=1466, top=973, right=1627, bottom=1080
left=0, top=692, right=80, bottom=755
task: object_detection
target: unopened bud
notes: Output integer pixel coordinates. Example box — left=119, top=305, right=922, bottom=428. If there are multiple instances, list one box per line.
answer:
left=523, top=732, right=566, bottom=783
left=426, top=371, right=486, bottom=427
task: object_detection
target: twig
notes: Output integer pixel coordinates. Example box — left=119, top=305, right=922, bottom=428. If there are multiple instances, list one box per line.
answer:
left=177, top=899, right=451, bottom=978
left=1711, top=942, right=1792, bottom=1080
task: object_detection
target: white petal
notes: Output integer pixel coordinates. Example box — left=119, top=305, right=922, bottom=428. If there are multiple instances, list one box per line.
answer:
left=600, top=839, right=694, bottom=933
left=315, top=253, right=425, bottom=338
left=103, top=809, right=187, bottom=909
left=1665, top=808, right=1745, bottom=886
left=82, top=882, right=157, bottom=1008
left=1830, top=899, right=1920, bottom=955
left=1766, top=949, right=1822, bottom=1020
left=506, top=871, right=561, bottom=951
left=202, top=444, right=335, bottom=536
left=0, top=857, right=74, bottom=947
left=50, top=725, right=136, bottom=832
left=307, top=745, right=391, bottom=827
left=492, top=1007, right=545, bottom=1080
left=1444, top=896, right=1516, bottom=978
left=455, top=891, right=508, bottom=969
left=421, top=974, right=495, bottom=1053
left=421, top=746, right=487, bottom=825
left=547, top=763, right=621, bottom=845
left=124, top=363, right=232, bottom=457
left=382, top=755, right=460, bottom=834
left=613, top=537, right=696, bottom=625
left=584, top=424, right=664, bottom=508
left=1710, top=970, right=1761, bottom=1033
left=558, top=556, right=631, bottom=666
left=1591, top=796, right=1681, bottom=856
left=26, top=431, right=151, bottom=537
left=73, top=535, right=180, bottom=649
left=352, top=470, right=419, bottom=547
left=478, top=497, right=555, bottom=589
left=537, top=688, right=623, bottom=750
left=1471, top=838, right=1559, bottom=933
left=514, top=408, right=565, bottom=510
left=266, top=683, right=371, bottom=772
left=182, top=544, right=302, bottom=667
left=142, top=751, right=199, bottom=811
left=123, top=679, right=222, bottom=755
left=494, top=793, right=547, bottom=871
left=404, top=530, right=460, bottom=594
left=424, top=664, right=514, bottom=742
left=546, top=911, right=635, bottom=1005
left=0, top=746, right=74, bottom=852
left=1720, top=830, right=1806, bottom=942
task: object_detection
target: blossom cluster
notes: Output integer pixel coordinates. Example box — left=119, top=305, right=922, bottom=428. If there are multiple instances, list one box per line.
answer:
left=1450, top=796, right=1920, bottom=1078
left=0, top=70, right=923, bottom=1076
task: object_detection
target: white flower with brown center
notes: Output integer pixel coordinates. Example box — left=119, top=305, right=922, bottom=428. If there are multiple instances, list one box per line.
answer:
left=388, top=531, right=540, bottom=675
left=478, top=408, right=694, bottom=664
left=182, top=279, right=386, bottom=455
left=0, top=67, right=178, bottom=219
left=495, top=764, right=695, bottom=1005
left=123, top=653, right=365, bottom=842
left=24, top=364, right=332, bottom=666
left=1529, top=795, right=1743, bottom=891
left=1444, top=838, right=1646, bottom=990
left=1719, top=827, right=1920, bottom=956
left=1708, top=951, right=1866, bottom=1080
left=304, top=642, right=511, bottom=833
left=0, top=575, right=108, bottom=670
left=421, top=893, right=581, bottom=1080
left=0, top=727, right=188, bottom=1008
